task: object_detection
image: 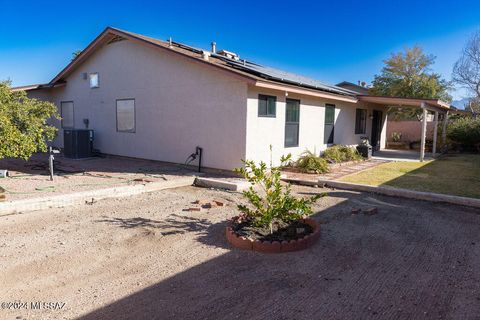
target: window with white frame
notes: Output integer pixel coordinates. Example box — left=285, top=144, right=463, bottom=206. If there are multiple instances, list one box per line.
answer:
left=61, top=101, right=74, bottom=128
left=116, top=99, right=135, bottom=132
left=258, top=94, right=276, bottom=117
left=89, top=73, right=99, bottom=88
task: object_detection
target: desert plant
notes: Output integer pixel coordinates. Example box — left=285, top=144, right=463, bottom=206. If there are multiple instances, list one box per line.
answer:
left=447, top=117, right=480, bottom=152
left=322, top=145, right=363, bottom=163
left=296, top=150, right=329, bottom=174
left=391, top=132, right=402, bottom=142
left=234, top=154, right=324, bottom=234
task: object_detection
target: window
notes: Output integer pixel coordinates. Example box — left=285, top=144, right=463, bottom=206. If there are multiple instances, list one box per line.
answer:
left=285, top=99, right=300, bottom=147
left=116, top=99, right=135, bottom=132
left=61, top=101, right=74, bottom=128
left=324, top=104, right=335, bottom=144
left=89, top=73, right=99, bottom=88
left=355, top=108, right=367, bottom=134
left=258, top=94, right=276, bottom=117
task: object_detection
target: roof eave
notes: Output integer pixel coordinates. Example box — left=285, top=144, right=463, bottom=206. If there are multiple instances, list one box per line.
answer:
left=255, top=81, right=358, bottom=103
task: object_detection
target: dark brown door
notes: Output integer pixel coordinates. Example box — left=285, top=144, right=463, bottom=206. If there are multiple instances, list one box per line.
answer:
left=371, top=110, right=383, bottom=150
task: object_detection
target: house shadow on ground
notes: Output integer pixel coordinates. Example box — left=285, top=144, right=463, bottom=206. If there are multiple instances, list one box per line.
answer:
left=81, top=190, right=480, bottom=320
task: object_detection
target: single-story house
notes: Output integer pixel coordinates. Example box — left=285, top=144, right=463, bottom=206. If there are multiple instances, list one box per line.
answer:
left=15, top=27, right=452, bottom=170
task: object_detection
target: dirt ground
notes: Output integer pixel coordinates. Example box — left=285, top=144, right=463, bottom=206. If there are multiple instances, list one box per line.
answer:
left=0, top=153, right=197, bottom=201
left=1, top=185, right=480, bottom=320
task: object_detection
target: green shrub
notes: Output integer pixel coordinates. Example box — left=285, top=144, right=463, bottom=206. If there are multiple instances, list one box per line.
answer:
left=296, top=150, right=329, bottom=174
left=447, top=117, right=480, bottom=152
left=322, top=145, right=363, bottom=163
left=391, top=132, right=402, bottom=142
left=234, top=155, right=324, bottom=233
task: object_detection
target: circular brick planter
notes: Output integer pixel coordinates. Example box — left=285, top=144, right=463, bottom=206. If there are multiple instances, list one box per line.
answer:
left=225, top=218, right=320, bottom=253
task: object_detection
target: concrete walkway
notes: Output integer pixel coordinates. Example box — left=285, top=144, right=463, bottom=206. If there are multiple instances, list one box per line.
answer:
left=282, top=159, right=387, bottom=183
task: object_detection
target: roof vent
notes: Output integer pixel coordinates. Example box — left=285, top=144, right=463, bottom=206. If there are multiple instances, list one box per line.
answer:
left=217, top=49, right=240, bottom=60
left=211, top=42, right=216, bottom=53
left=202, top=51, right=211, bottom=61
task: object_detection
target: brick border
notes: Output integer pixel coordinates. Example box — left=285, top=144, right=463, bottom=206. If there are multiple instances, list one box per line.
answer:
left=225, top=218, right=320, bottom=253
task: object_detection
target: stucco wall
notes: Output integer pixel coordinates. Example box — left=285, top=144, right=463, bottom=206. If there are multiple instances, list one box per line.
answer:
left=387, top=120, right=436, bottom=142
left=245, top=86, right=387, bottom=165
left=29, top=39, right=248, bottom=170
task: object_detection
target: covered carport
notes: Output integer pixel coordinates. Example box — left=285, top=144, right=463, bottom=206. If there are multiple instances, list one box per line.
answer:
left=357, top=96, right=451, bottom=162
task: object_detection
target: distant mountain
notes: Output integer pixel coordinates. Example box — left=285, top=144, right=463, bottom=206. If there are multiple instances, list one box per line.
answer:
left=451, top=98, right=469, bottom=110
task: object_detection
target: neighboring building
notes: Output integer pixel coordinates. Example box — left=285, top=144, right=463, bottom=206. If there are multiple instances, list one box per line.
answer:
left=335, top=81, right=370, bottom=95
left=16, top=27, right=450, bottom=170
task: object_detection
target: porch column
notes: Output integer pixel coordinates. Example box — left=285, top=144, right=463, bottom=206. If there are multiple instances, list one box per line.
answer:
left=442, top=111, right=449, bottom=147
left=432, top=111, right=439, bottom=156
left=420, top=103, right=428, bottom=162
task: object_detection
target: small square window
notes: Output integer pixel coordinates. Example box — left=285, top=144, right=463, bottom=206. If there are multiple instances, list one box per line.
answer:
left=258, top=94, right=276, bottom=117
left=89, top=73, right=99, bottom=88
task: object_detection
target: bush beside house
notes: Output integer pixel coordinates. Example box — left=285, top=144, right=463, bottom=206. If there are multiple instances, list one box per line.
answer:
left=447, top=117, right=480, bottom=152
left=286, top=145, right=364, bottom=174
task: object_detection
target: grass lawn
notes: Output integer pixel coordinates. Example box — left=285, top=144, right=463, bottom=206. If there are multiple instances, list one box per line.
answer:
left=339, top=154, right=480, bottom=199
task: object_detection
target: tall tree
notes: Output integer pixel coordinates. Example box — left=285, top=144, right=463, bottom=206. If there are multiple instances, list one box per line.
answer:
left=452, top=30, right=480, bottom=115
left=370, top=46, right=451, bottom=119
left=0, top=81, right=58, bottom=159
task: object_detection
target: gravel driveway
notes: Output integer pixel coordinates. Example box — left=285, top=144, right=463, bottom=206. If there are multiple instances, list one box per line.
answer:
left=1, top=185, right=479, bottom=319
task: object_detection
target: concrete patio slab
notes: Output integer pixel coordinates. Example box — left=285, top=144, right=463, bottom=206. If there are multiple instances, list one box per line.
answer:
left=372, top=149, right=434, bottom=162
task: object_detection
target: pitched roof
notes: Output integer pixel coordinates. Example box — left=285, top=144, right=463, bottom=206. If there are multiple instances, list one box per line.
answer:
left=11, top=27, right=452, bottom=110
left=48, top=27, right=357, bottom=99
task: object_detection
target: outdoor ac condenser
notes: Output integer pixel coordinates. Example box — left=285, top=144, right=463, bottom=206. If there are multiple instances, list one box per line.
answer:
left=63, top=129, right=94, bottom=159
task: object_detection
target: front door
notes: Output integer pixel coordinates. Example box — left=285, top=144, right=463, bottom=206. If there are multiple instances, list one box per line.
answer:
left=371, top=110, right=383, bottom=151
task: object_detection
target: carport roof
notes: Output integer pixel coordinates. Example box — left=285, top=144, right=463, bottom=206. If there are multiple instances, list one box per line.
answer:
left=357, top=95, right=451, bottom=111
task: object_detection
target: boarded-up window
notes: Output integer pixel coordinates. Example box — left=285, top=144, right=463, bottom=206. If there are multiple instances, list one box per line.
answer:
left=324, top=104, right=335, bottom=144
left=285, top=99, right=300, bottom=147
left=258, top=94, right=276, bottom=117
left=116, top=99, right=135, bottom=132
left=61, top=101, right=74, bottom=128
left=355, top=108, right=367, bottom=134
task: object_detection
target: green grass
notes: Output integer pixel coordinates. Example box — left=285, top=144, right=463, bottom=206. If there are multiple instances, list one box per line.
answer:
left=340, top=154, right=480, bottom=199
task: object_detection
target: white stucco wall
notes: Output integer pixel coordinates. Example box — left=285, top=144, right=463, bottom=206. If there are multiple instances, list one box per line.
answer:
left=245, top=86, right=387, bottom=166
left=30, top=39, right=248, bottom=170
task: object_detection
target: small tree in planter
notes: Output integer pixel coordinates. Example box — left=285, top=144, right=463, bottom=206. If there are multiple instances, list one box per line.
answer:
left=233, top=154, right=324, bottom=243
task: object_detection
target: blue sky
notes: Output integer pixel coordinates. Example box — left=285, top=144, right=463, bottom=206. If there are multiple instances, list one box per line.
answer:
left=1, top=0, right=479, bottom=100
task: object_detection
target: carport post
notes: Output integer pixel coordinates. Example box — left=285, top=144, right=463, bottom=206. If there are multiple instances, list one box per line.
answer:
left=442, top=111, right=449, bottom=147
left=420, top=103, right=428, bottom=162
left=432, top=111, right=439, bottom=156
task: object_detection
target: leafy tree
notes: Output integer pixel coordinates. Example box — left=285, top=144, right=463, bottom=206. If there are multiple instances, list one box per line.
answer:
left=452, top=30, right=480, bottom=115
left=0, top=81, right=59, bottom=160
left=370, top=46, right=452, bottom=120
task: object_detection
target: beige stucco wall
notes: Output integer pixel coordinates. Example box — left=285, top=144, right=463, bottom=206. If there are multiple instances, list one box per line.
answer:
left=245, top=86, right=387, bottom=165
left=29, top=39, right=248, bottom=170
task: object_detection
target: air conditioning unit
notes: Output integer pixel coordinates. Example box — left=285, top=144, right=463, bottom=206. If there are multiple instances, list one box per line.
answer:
left=63, top=129, right=94, bottom=159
